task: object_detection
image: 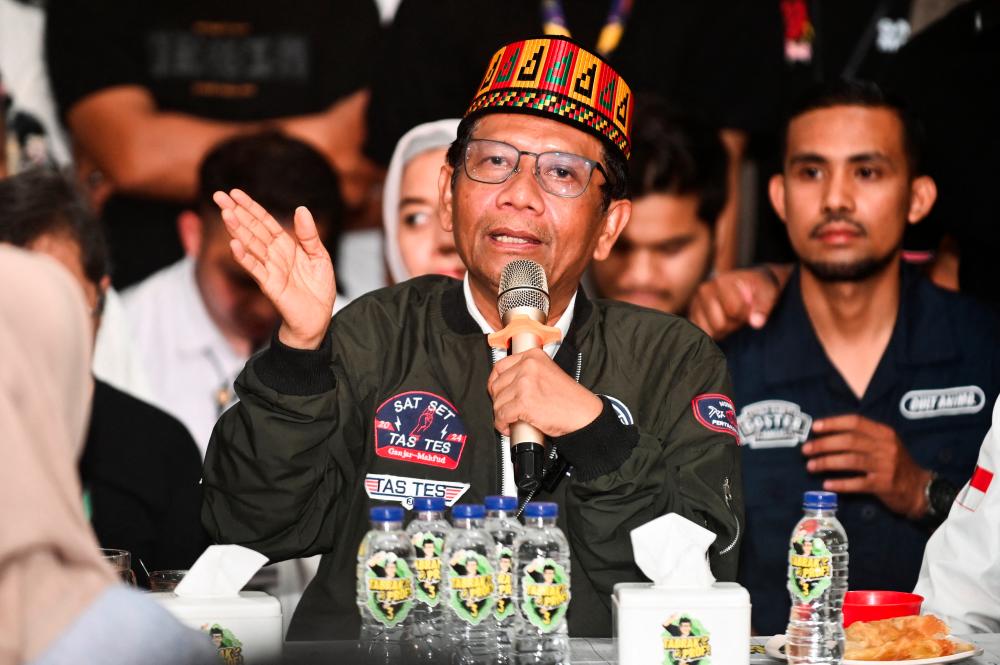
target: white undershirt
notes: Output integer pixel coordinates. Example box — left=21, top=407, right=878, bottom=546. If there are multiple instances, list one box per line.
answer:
left=462, top=274, right=576, bottom=496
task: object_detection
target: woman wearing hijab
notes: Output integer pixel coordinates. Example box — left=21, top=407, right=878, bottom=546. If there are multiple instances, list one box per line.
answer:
left=0, top=245, right=212, bottom=665
left=382, top=118, right=466, bottom=284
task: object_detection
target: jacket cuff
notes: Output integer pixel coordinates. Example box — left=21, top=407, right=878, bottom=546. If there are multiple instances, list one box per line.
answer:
left=253, top=328, right=334, bottom=396
left=553, top=396, right=638, bottom=482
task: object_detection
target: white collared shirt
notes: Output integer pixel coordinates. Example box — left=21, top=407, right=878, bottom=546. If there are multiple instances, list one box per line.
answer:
left=120, top=257, right=248, bottom=457
left=462, top=274, right=576, bottom=495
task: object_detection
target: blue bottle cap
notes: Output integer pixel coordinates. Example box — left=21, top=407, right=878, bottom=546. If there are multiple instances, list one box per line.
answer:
left=803, top=491, right=837, bottom=510
left=452, top=503, right=486, bottom=519
left=370, top=505, right=405, bottom=522
left=485, top=495, right=518, bottom=511
left=523, top=501, right=558, bottom=518
left=412, top=497, right=446, bottom=512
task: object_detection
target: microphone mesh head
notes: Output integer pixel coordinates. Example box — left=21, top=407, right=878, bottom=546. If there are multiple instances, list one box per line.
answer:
left=498, top=259, right=549, bottom=319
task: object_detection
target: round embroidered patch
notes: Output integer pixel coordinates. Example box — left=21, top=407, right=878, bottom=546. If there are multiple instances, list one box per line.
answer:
left=374, top=391, right=469, bottom=469
left=600, top=394, right=634, bottom=426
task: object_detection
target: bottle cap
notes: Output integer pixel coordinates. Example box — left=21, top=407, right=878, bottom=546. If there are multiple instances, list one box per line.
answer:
left=523, top=501, right=558, bottom=518
left=484, top=495, right=518, bottom=511
left=803, top=491, right=837, bottom=510
left=452, top=503, right=486, bottom=519
left=369, top=505, right=405, bottom=522
left=412, top=497, right=446, bottom=512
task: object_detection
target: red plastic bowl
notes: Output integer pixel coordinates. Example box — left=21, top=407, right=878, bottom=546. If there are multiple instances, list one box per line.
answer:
left=843, top=590, right=924, bottom=627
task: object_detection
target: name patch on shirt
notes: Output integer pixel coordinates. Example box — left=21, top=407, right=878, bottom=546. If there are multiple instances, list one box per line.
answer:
left=737, top=400, right=813, bottom=449
left=374, top=391, right=468, bottom=469
left=691, top=394, right=738, bottom=439
left=364, top=473, right=470, bottom=509
left=899, top=385, right=986, bottom=420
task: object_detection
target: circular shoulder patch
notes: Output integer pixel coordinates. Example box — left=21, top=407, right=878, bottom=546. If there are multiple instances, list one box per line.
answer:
left=374, top=391, right=469, bottom=469
left=600, top=394, right=634, bottom=426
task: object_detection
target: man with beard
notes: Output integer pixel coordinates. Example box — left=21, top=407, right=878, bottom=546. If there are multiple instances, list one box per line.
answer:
left=722, top=80, right=1000, bottom=634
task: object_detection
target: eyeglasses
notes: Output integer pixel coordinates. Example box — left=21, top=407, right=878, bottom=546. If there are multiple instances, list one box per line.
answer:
left=463, top=138, right=608, bottom=198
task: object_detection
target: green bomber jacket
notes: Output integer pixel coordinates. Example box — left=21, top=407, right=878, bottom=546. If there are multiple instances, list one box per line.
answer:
left=202, top=275, right=744, bottom=640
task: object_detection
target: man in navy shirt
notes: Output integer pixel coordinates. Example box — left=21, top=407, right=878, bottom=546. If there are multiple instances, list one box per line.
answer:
left=722, top=80, right=1000, bottom=634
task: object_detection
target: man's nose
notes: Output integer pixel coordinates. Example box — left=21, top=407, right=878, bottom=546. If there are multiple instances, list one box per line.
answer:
left=495, top=156, right=545, bottom=212
left=821, top=168, right=855, bottom=214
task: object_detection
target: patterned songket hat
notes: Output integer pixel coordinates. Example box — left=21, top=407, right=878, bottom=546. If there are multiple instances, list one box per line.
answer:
left=465, top=36, right=634, bottom=160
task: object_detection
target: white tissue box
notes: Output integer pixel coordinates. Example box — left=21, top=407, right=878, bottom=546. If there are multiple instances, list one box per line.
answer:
left=152, top=590, right=282, bottom=664
left=613, top=581, right=750, bottom=665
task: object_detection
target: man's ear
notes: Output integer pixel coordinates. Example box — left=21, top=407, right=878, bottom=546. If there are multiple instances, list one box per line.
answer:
left=177, top=210, right=203, bottom=257
left=591, top=198, right=632, bottom=261
left=907, top=175, right=937, bottom=226
left=768, top=174, right=788, bottom=225
left=438, top=164, right=455, bottom=232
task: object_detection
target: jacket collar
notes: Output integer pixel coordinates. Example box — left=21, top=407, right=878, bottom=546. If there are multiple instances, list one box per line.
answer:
left=440, top=277, right=595, bottom=343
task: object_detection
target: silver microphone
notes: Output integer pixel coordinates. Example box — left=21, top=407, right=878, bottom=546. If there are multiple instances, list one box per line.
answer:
left=497, top=259, right=550, bottom=491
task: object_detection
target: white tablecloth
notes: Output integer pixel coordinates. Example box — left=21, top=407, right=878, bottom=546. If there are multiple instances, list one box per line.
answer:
left=282, top=633, right=1000, bottom=664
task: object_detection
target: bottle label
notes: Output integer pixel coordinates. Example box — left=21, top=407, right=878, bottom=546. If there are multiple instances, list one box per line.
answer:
left=788, top=523, right=832, bottom=602
left=410, top=531, right=444, bottom=606
left=494, top=545, right=515, bottom=621
left=448, top=549, right=495, bottom=625
left=661, top=613, right=712, bottom=665
left=521, top=556, right=570, bottom=632
left=365, top=551, right=414, bottom=627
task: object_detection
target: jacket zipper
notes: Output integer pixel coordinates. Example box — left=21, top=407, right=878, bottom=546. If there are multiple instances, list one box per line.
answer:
left=719, top=476, right=741, bottom=555
left=491, top=347, right=505, bottom=496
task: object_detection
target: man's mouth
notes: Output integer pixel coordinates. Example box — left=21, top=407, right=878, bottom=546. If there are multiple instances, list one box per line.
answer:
left=810, top=219, right=865, bottom=245
left=488, top=228, right=542, bottom=247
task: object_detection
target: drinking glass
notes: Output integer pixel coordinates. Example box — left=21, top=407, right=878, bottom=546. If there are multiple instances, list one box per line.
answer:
left=149, top=569, right=187, bottom=592
left=100, top=548, right=137, bottom=586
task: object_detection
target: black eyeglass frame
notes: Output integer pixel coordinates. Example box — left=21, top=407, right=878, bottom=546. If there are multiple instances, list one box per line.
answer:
left=462, top=138, right=609, bottom=198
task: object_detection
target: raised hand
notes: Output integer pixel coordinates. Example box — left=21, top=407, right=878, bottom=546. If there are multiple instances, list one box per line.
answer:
left=688, top=264, right=789, bottom=341
left=214, top=188, right=335, bottom=349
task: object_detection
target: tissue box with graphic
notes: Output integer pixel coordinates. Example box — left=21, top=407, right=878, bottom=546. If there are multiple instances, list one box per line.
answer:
left=613, top=514, right=750, bottom=665
left=151, top=545, right=282, bottom=664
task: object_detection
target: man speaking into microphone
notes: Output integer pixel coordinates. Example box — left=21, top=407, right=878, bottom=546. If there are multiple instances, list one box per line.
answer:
left=202, top=36, right=743, bottom=640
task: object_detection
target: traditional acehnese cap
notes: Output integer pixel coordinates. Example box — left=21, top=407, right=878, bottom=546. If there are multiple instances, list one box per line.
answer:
left=465, top=36, right=634, bottom=160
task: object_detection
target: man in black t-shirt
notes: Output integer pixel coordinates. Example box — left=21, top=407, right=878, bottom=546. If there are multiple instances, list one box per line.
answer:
left=46, top=0, right=381, bottom=287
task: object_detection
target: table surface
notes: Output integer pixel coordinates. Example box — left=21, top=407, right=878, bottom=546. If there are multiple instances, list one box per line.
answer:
left=283, top=633, right=1000, bottom=664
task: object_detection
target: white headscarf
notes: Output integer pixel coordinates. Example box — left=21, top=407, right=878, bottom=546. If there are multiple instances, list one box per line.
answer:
left=381, top=118, right=461, bottom=284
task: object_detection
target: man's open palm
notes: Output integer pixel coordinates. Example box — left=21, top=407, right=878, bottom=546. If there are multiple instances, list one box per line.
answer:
left=214, top=188, right=335, bottom=349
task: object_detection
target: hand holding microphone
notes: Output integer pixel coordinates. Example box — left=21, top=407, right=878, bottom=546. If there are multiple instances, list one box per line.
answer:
left=486, top=259, right=602, bottom=491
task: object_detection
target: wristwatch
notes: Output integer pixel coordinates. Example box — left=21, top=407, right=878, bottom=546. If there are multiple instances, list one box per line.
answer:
left=923, top=472, right=959, bottom=526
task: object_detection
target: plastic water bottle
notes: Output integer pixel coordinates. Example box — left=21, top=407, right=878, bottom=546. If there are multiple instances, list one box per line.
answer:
left=485, top=495, right=523, bottom=663
left=444, top=503, right=498, bottom=665
left=513, top=502, right=570, bottom=665
left=785, top=491, right=849, bottom=665
left=405, top=496, right=451, bottom=662
left=357, top=505, right=416, bottom=664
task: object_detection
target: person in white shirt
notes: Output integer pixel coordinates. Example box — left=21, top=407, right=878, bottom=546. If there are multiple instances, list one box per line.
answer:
left=915, top=396, right=1000, bottom=633
left=119, top=132, right=344, bottom=455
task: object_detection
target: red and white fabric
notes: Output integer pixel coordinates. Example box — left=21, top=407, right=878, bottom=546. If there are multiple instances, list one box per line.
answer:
left=915, top=397, right=1000, bottom=633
